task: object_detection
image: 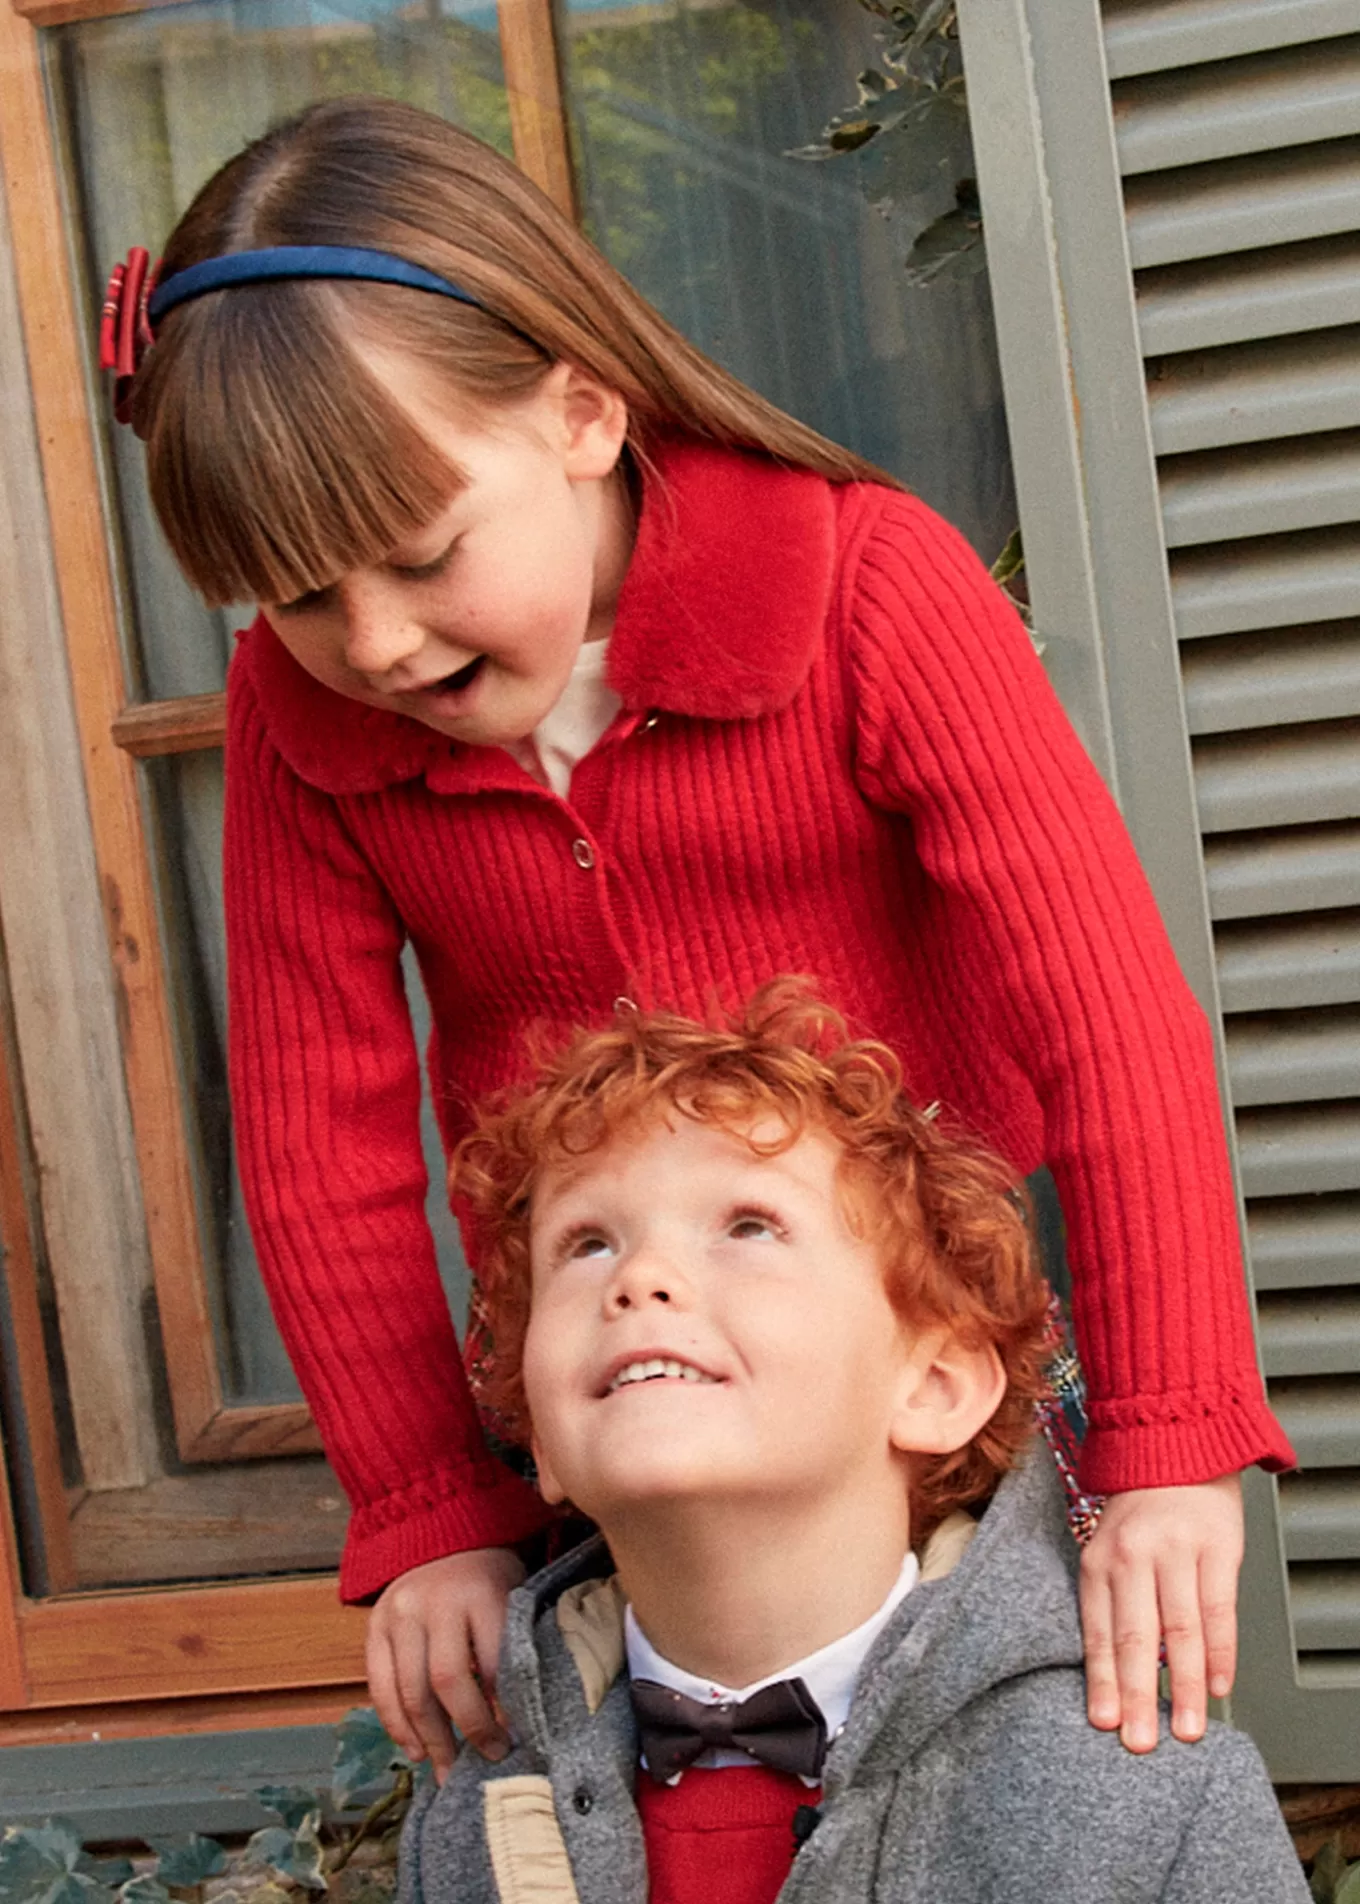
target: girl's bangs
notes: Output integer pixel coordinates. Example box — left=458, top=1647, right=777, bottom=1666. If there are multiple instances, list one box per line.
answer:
left=139, top=282, right=462, bottom=608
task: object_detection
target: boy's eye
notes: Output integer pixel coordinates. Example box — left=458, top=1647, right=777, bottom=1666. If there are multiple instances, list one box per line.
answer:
left=557, top=1226, right=614, bottom=1264
left=727, top=1208, right=783, bottom=1242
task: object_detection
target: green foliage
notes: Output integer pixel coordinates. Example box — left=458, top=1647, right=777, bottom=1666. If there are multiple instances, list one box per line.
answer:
left=0, top=1710, right=414, bottom=1904
left=787, top=2, right=983, bottom=287
left=1310, top=1839, right=1360, bottom=1903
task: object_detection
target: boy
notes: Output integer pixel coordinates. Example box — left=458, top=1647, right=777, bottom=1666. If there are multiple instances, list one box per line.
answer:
left=399, top=984, right=1306, bottom=1904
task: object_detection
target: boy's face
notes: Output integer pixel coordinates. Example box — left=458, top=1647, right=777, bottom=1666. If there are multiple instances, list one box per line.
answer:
left=522, top=1114, right=926, bottom=1525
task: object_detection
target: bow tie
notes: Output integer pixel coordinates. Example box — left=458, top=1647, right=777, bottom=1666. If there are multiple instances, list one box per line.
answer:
left=630, top=1675, right=828, bottom=1784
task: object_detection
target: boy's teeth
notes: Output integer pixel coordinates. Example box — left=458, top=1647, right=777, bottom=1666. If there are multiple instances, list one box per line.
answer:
left=608, top=1358, right=715, bottom=1393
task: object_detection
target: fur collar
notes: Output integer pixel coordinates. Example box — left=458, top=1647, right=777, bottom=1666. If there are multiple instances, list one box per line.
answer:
left=231, top=437, right=840, bottom=797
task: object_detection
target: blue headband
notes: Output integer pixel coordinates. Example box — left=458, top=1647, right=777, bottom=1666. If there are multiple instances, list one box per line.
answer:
left=147, top=244, right=483, bottom=324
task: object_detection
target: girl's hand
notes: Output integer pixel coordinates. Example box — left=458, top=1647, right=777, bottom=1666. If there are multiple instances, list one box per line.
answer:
left=366, top=1546, right=527, bottom=1782
left=1079, top=1473, right=1244, bottom=1754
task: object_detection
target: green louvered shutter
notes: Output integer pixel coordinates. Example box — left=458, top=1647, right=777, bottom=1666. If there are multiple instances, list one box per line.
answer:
left=959, top=0, right=1360, bottom=1775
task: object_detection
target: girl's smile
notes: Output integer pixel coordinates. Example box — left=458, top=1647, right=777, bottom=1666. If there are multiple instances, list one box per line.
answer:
left=259, top=356, right=634, bottom=750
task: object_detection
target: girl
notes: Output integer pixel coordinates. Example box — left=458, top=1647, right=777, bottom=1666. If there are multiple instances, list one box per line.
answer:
left=104, top=95, right=1291, bottom=1780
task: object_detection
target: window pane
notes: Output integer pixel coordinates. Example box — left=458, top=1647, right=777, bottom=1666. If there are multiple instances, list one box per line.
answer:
left=560, top=0, right=1016, bottom=562
left=53, top=0, right=513, bottom=702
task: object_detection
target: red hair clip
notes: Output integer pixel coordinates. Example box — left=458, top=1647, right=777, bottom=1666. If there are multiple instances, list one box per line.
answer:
left=99, top=246, right=160, bottom=423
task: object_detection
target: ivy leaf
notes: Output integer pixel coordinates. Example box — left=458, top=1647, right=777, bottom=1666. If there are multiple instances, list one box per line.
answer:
left=74, top=1866, right=132, bottom=1893
left=1313, top=1841, right=1347, bottom=1903
left=828, top=119, right=880, bottom=152
left=143, top=1840, right=225, bottom=1889
left=117, top=1880, right=171, bottom=1904
left=1334, top=1863, right=1360, bottom=1904
left=331, top=1707, right=410, bottom=1811
left=903, top=199, right=985, bottom=287
left=242, top=1816, right=325, bottom=1893
left=0, top=1825, right=116, bottom=1904
left=989, top=528, right=1025, bottom=590
left=253, top=1788, right=323, bottom=1832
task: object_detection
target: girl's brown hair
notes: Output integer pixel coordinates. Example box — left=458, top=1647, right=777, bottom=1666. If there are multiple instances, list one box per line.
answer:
left=129, top=95, right=898, bottom=608
left=455, top=980, right=1054, bottom=1540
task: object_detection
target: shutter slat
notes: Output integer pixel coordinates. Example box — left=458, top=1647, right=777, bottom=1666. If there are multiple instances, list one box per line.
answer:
left=1112, top=41, right=1360, bottom=177
left=1105, top=0, right=1360, bottom=80
left=1281, top=1470, right=1360, bottom=1563
left=1216, top=912, right=1360, bottom=1011
left=1137, top=237, right=1360, bottom=355
left=1289, top=1564, right=1360, bottom=1648
left=1160, top=432, right=1360, bottom=546
left=1237, top=1103, right=1360, bottom=1198
left=1192, top=720, right=1360, bottom=833
left=1205, top=822, right=1360, bottom=920
left=1171, top=528, right=1360, bottom=639
left=1148, top=329, right=1360, bottom=455
left=1296, top=1656, right=1360, bottom=1687
left=1249, top=1195, right=1360, bottom=1291
left=1268, top=1377, right=1360, bottom=1466
left=1182, top=626, right=1360, bottom=736
left=1125, top=141, right=1360, bottom=270
left=1225, top=1007, right=1360, bottom=1107
left=1257, top=1290, right=1360, bottom=1376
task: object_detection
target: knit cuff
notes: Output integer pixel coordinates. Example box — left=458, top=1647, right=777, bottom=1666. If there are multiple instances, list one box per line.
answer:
left=338, top=1458, right=556, bottom=1604
left=1079, top=1386, right=1297, bottom=1496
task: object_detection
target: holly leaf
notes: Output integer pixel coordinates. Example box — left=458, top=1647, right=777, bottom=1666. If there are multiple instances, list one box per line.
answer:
left=253, top=1788, right=323, bottom=1832
left=331, top=1707, right=409, bottom=1811
left=143, top=1840, right=225, bottom=1889
left=242, top=1817, right=325, bottom=1893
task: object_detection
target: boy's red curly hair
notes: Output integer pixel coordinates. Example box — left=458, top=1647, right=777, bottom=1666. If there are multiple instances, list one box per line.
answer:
left=455, top=980, right=1053, bottom=1538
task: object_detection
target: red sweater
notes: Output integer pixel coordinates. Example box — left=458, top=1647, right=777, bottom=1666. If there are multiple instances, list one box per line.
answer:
left=635, top=1767, right=815, bottom=1904
left=224, top=439, right=1293, bottom=1601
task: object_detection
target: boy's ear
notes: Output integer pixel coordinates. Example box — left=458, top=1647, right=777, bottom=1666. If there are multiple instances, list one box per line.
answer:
left=888, top=1328, right=1007, bottom=1457
left=548, top=361, right=629, bottom=481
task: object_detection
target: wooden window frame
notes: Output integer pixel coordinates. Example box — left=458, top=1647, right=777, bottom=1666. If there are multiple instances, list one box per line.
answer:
left=0, top=0, right=567, bottom=1715
left=0, top=0, right=569, bottom=1470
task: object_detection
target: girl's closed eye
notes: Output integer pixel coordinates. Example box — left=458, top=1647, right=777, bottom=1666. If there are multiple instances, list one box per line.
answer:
left=389, top=537, right=460, bottom=583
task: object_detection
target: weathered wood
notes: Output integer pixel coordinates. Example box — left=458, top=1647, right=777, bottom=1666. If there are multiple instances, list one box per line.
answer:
left=111, top=693, right=227, bottom=758
left=498, top=0, right=576, bottom=220
left=19, top=1576, right=367, bottom=1704
left=0, top=35, right=160, bottom=1490
left=0, top=1682, right=364, bottom=1745
left=0, top=0, right=230, bottom=1468
left=68, top=1459, right=345, bottom=1586
left=0, top=1428, right=30, bottom=1707
left=13, top=0, right=194, bottom=25
left=0, top=952, right=77, bottom=1591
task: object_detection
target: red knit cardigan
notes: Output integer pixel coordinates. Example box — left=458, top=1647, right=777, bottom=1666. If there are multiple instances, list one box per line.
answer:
left=223, top=439, right=1293, bottom=1602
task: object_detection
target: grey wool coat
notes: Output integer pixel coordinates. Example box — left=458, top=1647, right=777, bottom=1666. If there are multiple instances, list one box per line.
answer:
left=398, top=1449, right=1308, bottom=1904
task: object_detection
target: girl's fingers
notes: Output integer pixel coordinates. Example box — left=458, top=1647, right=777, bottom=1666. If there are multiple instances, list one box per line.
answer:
left=1156, top=1560, right=1207, bottom=1744
left=1200, top=1547, right=1240, bottom=1703
left=1078, top=1564, right=1121, bottom=1731
left=365, top=1613, right=425, bottom=1764
left=1106, top=1560, right=1162, bottom=1754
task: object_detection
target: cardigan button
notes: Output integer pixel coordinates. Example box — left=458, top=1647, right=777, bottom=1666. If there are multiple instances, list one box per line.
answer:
left=572, top=1787, right=594, bottom=1816
left=614, top=995, right=638, bottom=1014
left=642, top=712, right=660, bottom=730
left=571, top=838, right=596, bottom=870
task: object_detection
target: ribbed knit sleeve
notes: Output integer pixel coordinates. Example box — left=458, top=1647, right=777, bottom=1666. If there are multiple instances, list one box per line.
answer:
left=846, top=493, right=1294, bottom=1492
left=224, top=669, right=553, bottom=1601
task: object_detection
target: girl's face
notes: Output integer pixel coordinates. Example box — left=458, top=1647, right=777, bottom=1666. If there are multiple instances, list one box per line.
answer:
left=259, top=355, right=634, bottom=748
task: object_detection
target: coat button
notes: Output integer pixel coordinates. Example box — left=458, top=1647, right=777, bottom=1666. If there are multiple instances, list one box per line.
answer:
left=571, top=838, right=596, bottom=870
left=572, top=1787, right=594, bottom=1815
